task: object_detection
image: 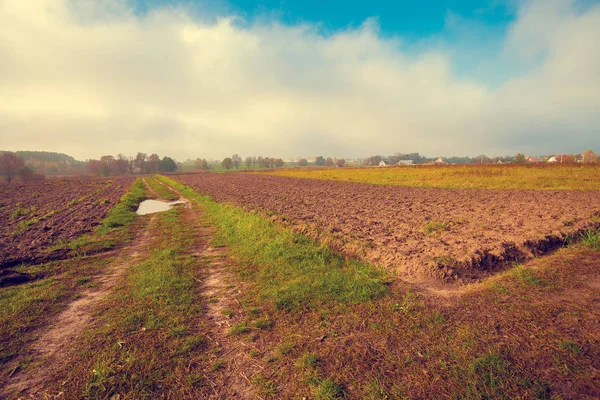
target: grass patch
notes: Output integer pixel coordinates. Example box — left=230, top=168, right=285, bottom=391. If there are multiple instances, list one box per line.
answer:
left=296, top=352, right=321, bottom=369
left=98, top=179, right=147, bottom=232
left=579, top=229, right=600, bottom=251
left=313, top=378, right=344, bottom=399
left=422, top=220, right=450, bottom=235
left=513, top=264, right=544, bottom=286
left=229, top=322, right=251, bottom=335
left=253, top=318, right=273, bottom=330
left=148, top=175, right=179, bottom=200
left=156, top=175, right=389, bottom=310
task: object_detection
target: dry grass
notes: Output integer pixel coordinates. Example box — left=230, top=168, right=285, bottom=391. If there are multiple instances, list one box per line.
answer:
left=266, top=164, right=600, bottom=190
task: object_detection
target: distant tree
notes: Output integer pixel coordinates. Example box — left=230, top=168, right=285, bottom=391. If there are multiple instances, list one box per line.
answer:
left=17, top=166, right=34, bottom=181
left=194, top=158, right=210, bottom=170
left=134, top=152, right=147, bottom=173
left=336, top=158, right=346, bottom=167
left=146, top=153, right=160, bottom=174
left=582, top=149, right=598, bottom=163
left=100, top=155, right=115, bottom=176
left=0, top=153, right=25, bottom=183
left=245, top=156, right=253, bottom=169
left=87, top=159, right=104, bottom=176
left=232, top=154, right=242, bottom=169
left=514, top=153, right=526, bottom=163
left=222, top=157, right=233, bottom=170
left=159, top=156, right=177, bottom=172
left=325, top=157, right=334, bottom=166
left=252, top=156, right=257, bottom=168
left=297, top=158, right=308, bottom=166
left=256, top=156, right=265, bottom=169
left=315, top=156, right=325, bottom=166
left=365, top=155, right=383, bottom=166
left=115, top=154, right=129, bottom=174
left=127, top=156, right=135, bottom=174
left=275, top=158, right=285, bottom=168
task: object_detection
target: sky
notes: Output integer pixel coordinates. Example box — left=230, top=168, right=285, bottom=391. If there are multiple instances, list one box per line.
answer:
left=0, top=0, right=598, bottom=161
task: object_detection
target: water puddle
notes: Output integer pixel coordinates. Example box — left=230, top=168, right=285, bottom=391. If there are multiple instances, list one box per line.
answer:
left=136, top=199, right=187, bottom=215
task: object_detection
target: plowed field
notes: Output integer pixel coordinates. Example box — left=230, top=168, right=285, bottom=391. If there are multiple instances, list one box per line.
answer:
left=0, top=177, right=135, bottom=268
left=175, top=173, right=600, bottom=282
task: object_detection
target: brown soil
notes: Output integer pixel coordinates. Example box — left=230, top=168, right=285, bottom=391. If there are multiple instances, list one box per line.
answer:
left=0, top=177, right=135, bottom=269
left=1, top=214, right=157, bottom=398
left=174, top=173, right=600, bottom=283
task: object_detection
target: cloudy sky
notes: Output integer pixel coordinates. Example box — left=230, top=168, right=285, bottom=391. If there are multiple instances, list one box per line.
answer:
left=0, top=0, right=598, bottom=161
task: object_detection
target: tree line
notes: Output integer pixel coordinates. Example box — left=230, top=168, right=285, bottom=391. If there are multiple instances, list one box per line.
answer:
left=87, top=153, right=177, bottom=176
left=219, top=154, right=286, bottom=170
left=0, top=153, right=45, bottom=183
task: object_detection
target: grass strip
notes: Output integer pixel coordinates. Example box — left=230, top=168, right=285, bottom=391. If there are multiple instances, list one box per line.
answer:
left=156, top=175, right=388, bottom=310
left=147, top=175, right=179, bottom=201
left=63, top=209, right=210, bottom=398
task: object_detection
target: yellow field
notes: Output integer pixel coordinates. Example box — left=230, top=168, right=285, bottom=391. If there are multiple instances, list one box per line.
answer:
left=267, top=164, right=600, bottom=190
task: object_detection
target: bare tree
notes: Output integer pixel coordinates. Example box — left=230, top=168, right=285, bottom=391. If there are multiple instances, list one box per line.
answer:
left=232, top=154, right=242, bottom=169
left=0, top=153, right=25, bottom=183
left=582, top=149, right=598, bottom=163
left=245, top=156, right=253, bottom=169
left=127, top=156, right=135, bottom=174
left=147, top=153, right=160, bottom=174
left=135, top=152, right=147, bottom=173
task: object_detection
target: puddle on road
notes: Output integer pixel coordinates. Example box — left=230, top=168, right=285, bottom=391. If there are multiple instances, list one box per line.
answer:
left=136, top=199, right=187, bottom=215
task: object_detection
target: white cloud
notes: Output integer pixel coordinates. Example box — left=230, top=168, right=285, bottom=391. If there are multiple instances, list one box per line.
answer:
left=0, top=0, right=598, bottom=160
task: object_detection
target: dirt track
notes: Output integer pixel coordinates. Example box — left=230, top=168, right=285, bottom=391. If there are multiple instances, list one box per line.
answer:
left=175, top=173, right=600, bottom=282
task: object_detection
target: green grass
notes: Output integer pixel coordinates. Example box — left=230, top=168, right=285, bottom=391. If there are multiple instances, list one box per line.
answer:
left=267, top=164, right=600, bottom=190
left=98, top=178, right=147, bottom=232
left=513, top=264, right=544, bottom=286
left=61, top=209, right=211, bottom=398
left=148, top=175, right=179, bottom=200
left=229, top=322, right=251, bottom=335
left=579, top=229, right=600, bottom=251
left=155, top=175, right=389, bottom=310
left=422, top=220, right=450, bottom=235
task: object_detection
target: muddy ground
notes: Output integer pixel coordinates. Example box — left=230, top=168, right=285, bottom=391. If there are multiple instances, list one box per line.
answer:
left=0, top=177, right=134, bottom=270
left=175, top=173, right=600, bottom=282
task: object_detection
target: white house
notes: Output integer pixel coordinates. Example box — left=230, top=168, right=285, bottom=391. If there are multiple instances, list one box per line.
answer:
left=547, top=156, right=558, bottom=163
left=378, top=160, right=387, bottom=167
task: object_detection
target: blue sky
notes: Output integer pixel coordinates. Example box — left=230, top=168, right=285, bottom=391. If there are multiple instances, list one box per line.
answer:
left=135, top=0, right=516, bottom=37
left=1, top=0, right=599, bottom=160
